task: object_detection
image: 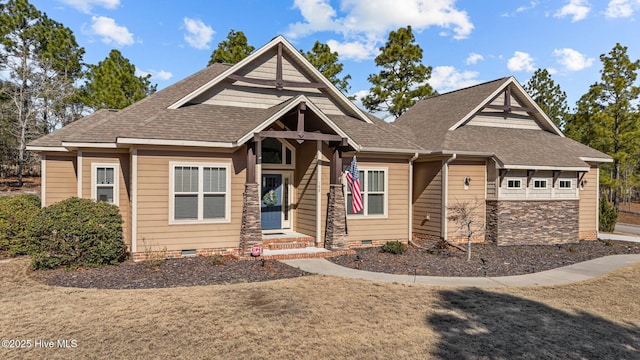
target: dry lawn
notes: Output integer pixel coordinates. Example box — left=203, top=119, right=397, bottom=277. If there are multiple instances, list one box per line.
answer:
left=1, top=257, right=639, bottom=359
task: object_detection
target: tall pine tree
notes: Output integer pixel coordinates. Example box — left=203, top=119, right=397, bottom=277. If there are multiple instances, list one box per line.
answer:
left=362, top=26, right=434, bottom=119
left=0, top=0, right=84, bottom=185
left=566, top=43, right=640, bottom=209
left=208, top=29, right=254, bottom=65
left=524, top=68, right=568, bottom=129
left=82, top=49, right=156, bottom=110
left=302, top=41, right=351, bottom=95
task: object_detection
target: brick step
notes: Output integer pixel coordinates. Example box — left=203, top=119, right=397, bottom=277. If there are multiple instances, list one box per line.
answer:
left=240, top=249, right=355, bottom=261
left=262, top=236, right=315, bottom=248
left=267, top=242, right=308, bottom=250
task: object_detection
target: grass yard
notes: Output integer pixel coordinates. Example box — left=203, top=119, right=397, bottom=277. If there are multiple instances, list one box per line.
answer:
left=1, top=257, right=639, bottom=359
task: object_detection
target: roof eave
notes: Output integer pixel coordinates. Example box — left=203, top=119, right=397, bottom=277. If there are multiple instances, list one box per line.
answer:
left=26, top=146, right=69, bottom=152
left=580, top=156, right=613, bottom=163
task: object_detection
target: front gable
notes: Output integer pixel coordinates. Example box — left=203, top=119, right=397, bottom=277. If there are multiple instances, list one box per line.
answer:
left=449, top=77, right=563, bottom=136
left=171, top=36, right=372, bottom=121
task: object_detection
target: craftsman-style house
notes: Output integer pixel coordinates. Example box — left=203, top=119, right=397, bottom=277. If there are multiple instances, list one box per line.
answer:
left=27, top=36, right=611, bottom=259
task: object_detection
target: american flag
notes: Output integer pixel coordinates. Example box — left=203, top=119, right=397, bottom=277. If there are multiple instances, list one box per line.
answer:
left=345, top=156, right=363, bottom=214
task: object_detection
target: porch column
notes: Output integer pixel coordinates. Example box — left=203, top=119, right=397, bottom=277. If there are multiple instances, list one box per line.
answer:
left=325, top=148, right=348, bottom=250
left=240, top=141, right=261, bottom=255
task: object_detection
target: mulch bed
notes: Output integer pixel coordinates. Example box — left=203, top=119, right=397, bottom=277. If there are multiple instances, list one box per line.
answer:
left=329, top=239, right=640, bottom=277
left=27, top=239, right=640, bottom=288
left=30, top=256, right=311, bottom=289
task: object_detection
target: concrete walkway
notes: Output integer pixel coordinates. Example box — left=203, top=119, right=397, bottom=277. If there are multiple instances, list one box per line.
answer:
left=282, top=254, right=640, bottom=288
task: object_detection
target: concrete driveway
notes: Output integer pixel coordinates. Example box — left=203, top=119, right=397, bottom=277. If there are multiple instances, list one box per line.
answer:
left=615, top=223, right=640, bottom=236
left=599, top=223, right=640, bottom=243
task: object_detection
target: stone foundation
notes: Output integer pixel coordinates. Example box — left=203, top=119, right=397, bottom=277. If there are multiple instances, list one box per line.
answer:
left=486, top=200, right=579, bottom=246
left=324, top=184, right=348, bottom=249
left=132, top=247, right=241, bottom=262
left=239, top=183, right=262, bottom=255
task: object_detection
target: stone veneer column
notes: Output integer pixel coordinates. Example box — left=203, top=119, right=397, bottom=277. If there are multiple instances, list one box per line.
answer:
left=239, top=183, right=262, bottom=255
left=324, top=184, right=348, bottom=250
left=485, top=200, right=498, bottom=244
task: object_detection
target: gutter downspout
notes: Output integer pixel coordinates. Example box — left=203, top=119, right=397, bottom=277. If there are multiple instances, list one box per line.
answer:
left=407, top=153, right=419, bottom=245
left=442, top=153, right=457, bottom=241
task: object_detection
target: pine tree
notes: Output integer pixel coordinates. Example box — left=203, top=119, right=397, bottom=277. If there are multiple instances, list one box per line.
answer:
left=208, top=29, right=254, bottom=65
left=82, top=49, right=156, bottom=110
left=362, top=26, right=434, bottom=119
left=0, top=0, right=84, bottom=185
left=302, top=41, right=351, bottom=95
left=566, top=43, right=640, bottom=210
left=524, top=68, right=568, bottom=129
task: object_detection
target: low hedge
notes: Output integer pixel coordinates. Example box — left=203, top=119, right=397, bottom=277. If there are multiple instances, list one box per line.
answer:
left=0, top=194, right=41, bottom=256
left=30, top=197, right=128, bottom=269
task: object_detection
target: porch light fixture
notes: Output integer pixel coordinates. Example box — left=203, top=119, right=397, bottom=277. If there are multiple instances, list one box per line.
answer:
left=580, top=179, right=587, bottom=189
left=464, top=176, right=471, bottom=189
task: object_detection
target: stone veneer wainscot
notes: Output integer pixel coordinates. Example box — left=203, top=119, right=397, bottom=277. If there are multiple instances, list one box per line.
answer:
left=486, top=200, right=579, bottom=246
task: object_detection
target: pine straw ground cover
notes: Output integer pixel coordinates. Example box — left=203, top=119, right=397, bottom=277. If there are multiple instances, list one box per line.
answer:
left=1, top=257, right=639, bottom=359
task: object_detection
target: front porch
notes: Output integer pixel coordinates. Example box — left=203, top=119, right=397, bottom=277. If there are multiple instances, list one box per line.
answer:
left=239, top=98, right=353, bottom=255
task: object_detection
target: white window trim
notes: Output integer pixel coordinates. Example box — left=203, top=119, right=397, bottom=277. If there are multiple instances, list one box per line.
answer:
left=506, top=179, right=522, bottom=189
left=261, top=138, right=296, bottom=169
left=558, top=179, right=573, bottom=189
left=533, top=179, right=548, bottom=189
left=346, top=167, right=389, bottom=219
left=169, top=162, right=231, bottom=225
left=91, top=162, right=120, bottom=206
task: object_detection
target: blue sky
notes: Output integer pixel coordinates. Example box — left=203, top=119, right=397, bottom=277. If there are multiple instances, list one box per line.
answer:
left=30, top=0, right=640, bottom=110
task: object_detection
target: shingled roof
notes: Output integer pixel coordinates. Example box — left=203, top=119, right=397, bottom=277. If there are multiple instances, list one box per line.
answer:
left=393, top=77, right=611, bottom=168
left=28, top=40, right=417, bottom=152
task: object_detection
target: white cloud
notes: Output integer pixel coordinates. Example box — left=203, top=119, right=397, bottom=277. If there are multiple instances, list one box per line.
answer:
left=326, top=39, right=378, bottom=61
left=605, top=0, right=640, bottom=18
left=136, top=68, right=174, bottom=81
left=57, top=0, right=120, bottom=13
left=507, top=51, right=535, bottom=72
left=183, top=18, right=214, bottom=50
left=466, top=53, right=484, bottom=65
left=517, top=1, right=539, bottom=13
left=155, top=70, right=173, bottom=81
left=287, top=0, right=340, bottom=38
left=429, top=66, right=480, bottom=93
left=90, top=16, right=134, bottom=46
left=287, top=0, right=474, bottom=55
left=554, top=0, right=591, bottom=22
left=553, top=48, right=594, bottom=71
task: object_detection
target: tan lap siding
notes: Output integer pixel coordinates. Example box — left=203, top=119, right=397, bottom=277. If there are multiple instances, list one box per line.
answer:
left=447, top=161, right=486, bottom=240
left=579, top=166, right=598, bottom=239
left=82, top=152, right=131, bottom=247
left=43, top=154, right=77, bottom=206
left=294, top=141, right=317, bottom=237
left=412, top=161, right=442, bottom=238
left=135, top=148, right=245, bottom=251
left=346, top=158, right=409, bottom=243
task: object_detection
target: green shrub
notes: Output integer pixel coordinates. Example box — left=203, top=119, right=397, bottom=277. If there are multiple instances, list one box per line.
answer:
left=0, top=194, right=41, bottom=256
left=599, top=198, right=618, bottom=233
left=30, top=197, right=127, bottom=270
left=381, top=241, right=407, bottom=255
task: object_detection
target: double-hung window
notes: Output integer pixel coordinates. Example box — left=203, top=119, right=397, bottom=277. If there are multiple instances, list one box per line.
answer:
left=92, top=163, right=119, bottom=205
left=346, top=168, right=387, bottom=217
left=171, top=163, right=230, bottom=223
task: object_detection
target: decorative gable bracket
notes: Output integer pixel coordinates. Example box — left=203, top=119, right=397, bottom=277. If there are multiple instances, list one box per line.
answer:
left=228, top=43, right=328, bottom=91
left=484, top=84, right=535, bottom=114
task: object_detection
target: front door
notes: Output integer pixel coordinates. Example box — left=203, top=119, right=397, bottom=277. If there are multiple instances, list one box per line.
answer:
left=261, top=173, right=282, bottom=230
